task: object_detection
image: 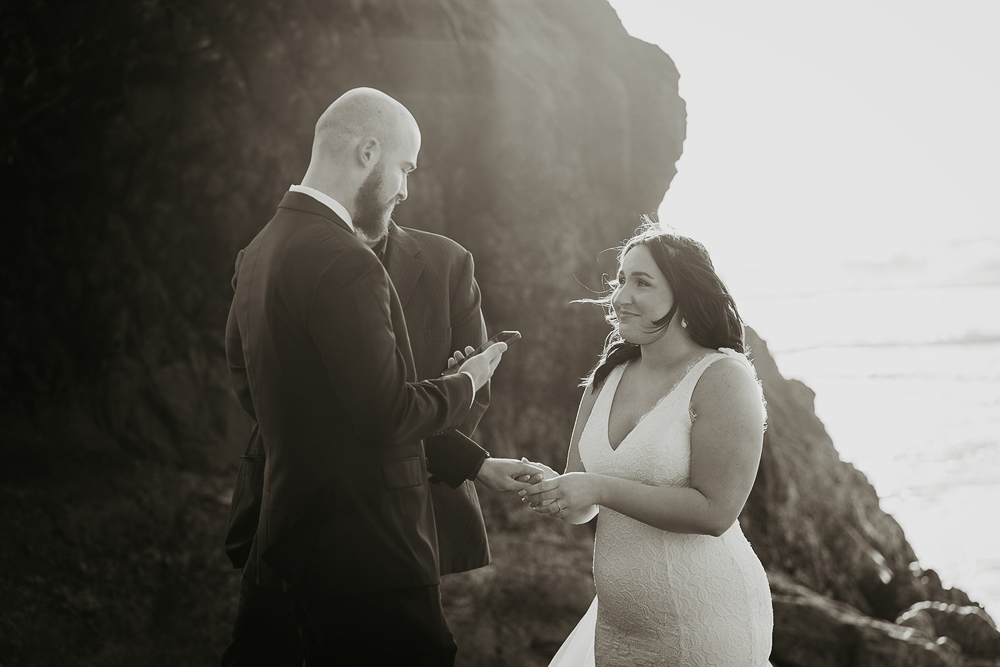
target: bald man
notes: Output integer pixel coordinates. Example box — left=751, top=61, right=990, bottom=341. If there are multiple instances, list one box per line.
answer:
left=223, top=88, right=541, bottom=665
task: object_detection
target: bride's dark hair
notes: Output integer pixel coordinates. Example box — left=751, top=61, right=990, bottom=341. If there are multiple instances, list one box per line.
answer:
left=583, top=220, right=746, bottom=390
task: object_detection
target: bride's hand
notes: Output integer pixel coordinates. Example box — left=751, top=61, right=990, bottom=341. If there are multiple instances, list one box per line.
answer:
left=519, top=472, right=601, bottom=516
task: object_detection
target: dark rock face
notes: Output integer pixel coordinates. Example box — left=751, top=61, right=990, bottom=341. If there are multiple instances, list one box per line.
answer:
left=2, top=1, right=682, bottom=662
left=898, top=601, right=1000, bottom=660
left=0, top=0, right=684, bottom=472
left=743, top=330, right=974, bottom=619
left=744, top=331, right=999, bottom=664
left=770, top=572, right=964, bottom=667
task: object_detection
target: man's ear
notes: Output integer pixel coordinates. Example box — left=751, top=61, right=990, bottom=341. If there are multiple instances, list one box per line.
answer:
left=358, top=137, right=381, bottom=167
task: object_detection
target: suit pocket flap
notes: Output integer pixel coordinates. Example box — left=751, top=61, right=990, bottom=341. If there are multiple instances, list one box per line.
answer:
left=382, top=456, right=424, bottom=490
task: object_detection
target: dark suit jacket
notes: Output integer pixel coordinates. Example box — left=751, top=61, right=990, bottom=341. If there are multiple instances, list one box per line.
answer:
left=225, top=192, right=485, bottom=597
left=382, top=224, right=492, bottom=575
left=225, top=222, right=493, bottom=576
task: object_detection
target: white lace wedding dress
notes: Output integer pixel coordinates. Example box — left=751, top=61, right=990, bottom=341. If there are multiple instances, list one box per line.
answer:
left=550, top=351, right=772, bottom=667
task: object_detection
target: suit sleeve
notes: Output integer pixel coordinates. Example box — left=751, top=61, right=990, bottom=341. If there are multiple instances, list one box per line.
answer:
left=451, top=250, right=490, bottom=435
left=424, top=249, right=491, bottom=488
left=223, top=248, right=264, bottom=567
left=307, top=248, right=474, bottom=445
left=226, top=249, right=256, bottom=421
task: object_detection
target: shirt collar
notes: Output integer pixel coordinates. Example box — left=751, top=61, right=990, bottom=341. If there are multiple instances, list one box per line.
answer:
left=289, top=184, right=354, bottom=231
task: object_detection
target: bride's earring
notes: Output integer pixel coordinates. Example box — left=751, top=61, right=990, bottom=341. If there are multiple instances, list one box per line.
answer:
left=681, top=318, right=688, bottom=328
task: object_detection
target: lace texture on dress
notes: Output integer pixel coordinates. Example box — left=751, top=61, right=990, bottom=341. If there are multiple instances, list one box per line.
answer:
left=579, top=350, right=772, bottom=667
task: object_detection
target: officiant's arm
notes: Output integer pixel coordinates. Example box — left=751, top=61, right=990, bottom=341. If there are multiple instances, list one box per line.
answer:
left=424, top=252, right=493, bottom=487
left=523, top=358, right=764, bottom=536
left=423, top=392, right=544, bottom=491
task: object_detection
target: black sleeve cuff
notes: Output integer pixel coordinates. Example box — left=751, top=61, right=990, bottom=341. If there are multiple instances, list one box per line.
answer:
left=425, top=429, right=489, bottom=489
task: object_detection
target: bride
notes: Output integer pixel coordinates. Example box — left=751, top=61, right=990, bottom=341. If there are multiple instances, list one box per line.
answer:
left=522, top=224, right=773, bottom=666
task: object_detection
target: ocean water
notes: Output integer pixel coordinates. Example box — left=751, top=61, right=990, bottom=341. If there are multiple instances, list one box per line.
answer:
left=741, top=284, right=1000, bottom=618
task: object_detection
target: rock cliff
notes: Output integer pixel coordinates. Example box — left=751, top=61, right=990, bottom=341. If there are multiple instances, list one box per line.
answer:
left=1, top=0, right=684, bottom=472
left=743, top=330, right=998, bottom=665
left=1, top=0, right=996, bottom=665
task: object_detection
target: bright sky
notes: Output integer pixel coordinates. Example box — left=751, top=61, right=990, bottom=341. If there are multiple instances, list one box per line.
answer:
left=607, top=0, right=1000, bottom=306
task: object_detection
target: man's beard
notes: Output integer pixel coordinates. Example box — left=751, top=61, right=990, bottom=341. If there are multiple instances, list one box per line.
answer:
left=353, top=166, right=395, bottom=245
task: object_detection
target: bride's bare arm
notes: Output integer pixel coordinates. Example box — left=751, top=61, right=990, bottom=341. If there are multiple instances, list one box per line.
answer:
left=524, top=358, right=764, bottom=536
left=531, top=381, right=602, bottom=524
left=564, top=382, right=600, bottom=475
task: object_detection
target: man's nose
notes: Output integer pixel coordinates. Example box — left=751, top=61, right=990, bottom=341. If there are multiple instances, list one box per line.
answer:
left=398, top=176, right=408, bottom=202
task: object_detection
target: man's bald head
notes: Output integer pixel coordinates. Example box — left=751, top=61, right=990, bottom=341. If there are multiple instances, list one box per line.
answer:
left=312, top=87, right=419, bottom=161
left=300, top=88, right=421, bottom=245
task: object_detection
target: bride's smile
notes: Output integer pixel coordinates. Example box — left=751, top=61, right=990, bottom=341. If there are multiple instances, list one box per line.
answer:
left=612, top=245, right=676, bottom=345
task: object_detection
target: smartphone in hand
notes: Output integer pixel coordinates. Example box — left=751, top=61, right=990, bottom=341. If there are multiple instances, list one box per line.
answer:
left=443, top=331, right=521, bottom=377
left=469, top=330, right=521, bottom=357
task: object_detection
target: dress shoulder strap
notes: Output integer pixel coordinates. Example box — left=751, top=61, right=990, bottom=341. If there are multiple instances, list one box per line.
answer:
left=682, top=349, right=765, bottom=424
left=675, top=352, right=727, bottom=399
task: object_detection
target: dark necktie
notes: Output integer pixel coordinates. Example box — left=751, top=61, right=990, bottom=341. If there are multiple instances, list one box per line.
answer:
left=373, top=235, right=389, bottom=265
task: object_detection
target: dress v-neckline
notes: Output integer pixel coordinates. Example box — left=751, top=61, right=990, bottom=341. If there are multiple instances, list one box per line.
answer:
left=606, top=353, right=716, bottom=452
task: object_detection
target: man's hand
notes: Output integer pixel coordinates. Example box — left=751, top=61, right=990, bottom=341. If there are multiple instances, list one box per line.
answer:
left=476, top=457, right=545, bottom=492
left=514, top=457, right=558, bottom=483
left=441, top=346, right=475, bottom=377
left=453, top=342, right=505, bottom=391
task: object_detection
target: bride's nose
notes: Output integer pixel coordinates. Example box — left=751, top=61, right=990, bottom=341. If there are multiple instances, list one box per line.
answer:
left=612, top=287, right=630, bottom=310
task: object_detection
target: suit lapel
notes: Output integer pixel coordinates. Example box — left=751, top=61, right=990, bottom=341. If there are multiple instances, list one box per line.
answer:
left=384, top=223, right=425, bottom=309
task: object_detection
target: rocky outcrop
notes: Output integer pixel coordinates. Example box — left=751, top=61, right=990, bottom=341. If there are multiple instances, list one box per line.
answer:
left=0, top=0, right=684, bottom=471
left=743, top=330, right=973, bottom=618
left=2, top=1, right=682, bottom=663
left=770, top=571, right=964, bottom=667
left=898, top=601, right=1000, bottom=660
left=744, top=331, right=1000, bottom=664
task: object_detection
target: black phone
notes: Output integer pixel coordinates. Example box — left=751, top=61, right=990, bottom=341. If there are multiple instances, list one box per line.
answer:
left=469, top=330, right=521, bottom=357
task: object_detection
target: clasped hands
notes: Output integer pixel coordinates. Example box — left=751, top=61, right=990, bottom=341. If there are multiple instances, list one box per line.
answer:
left=467, top=447, right=601, bottom=519
left=466, top=443, right=598, bottom=512
left=518, top=467, right=601, bottom=519
left=509, top=458, right=603, bottom=520
left=438, top=345, right=599, bottom=515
